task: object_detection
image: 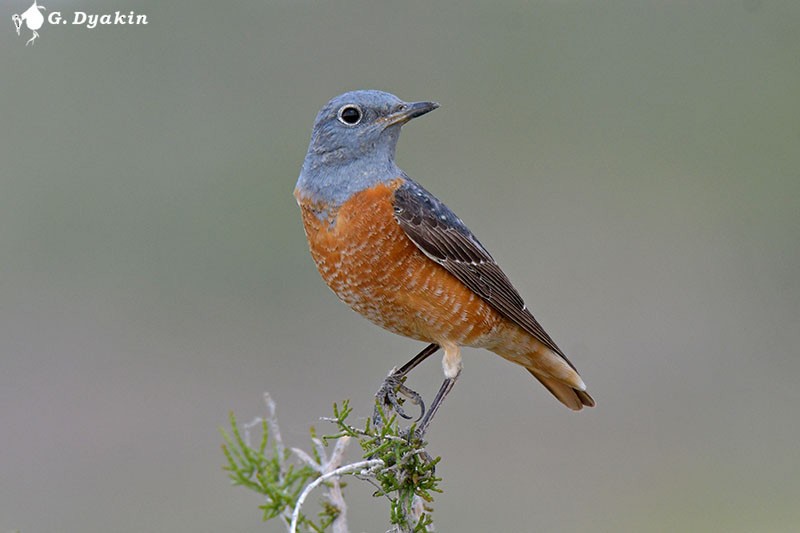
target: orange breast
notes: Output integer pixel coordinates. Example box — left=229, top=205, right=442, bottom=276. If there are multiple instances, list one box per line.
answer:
left=295, top=179, right=503, bottom=347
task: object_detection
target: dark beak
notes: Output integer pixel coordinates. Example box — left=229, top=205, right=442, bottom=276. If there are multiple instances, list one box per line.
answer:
left=383, top=101, right=440, bottom=126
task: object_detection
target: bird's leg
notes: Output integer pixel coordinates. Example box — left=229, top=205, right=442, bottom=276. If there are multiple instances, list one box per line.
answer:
left=395, top=372, right=459, bottom=473
left=411, top=343, right=462, bottom=439
left=26, top=31, right=38, bottom=46
left=373, top=343, right=439, bottom=426
left=415, top=373, right=458, bottom=438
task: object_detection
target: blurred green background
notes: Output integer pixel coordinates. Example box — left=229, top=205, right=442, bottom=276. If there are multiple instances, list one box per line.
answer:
left=2, top=0, right=799, bottom=531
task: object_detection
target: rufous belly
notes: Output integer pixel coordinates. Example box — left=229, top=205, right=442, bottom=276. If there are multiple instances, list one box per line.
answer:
left=296, top=180, right=504, bottom=348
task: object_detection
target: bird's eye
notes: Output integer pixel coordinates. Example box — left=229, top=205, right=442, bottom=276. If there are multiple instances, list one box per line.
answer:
left=337, top=105, right=362, bottom=125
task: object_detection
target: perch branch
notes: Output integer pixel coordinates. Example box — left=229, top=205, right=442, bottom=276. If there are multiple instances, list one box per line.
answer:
left=289, top=458, right=385, bottom=533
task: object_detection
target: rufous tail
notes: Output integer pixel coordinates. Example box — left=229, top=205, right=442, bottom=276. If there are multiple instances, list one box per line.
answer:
left=528, top=369, right=595, bottom=411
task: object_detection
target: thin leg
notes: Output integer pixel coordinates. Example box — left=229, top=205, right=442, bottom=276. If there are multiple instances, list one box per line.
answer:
left=373, top=343, right=440, bottom=425
left=416, top=375, right=458, bottom=437
left=396, top=343, right=440, bottom=375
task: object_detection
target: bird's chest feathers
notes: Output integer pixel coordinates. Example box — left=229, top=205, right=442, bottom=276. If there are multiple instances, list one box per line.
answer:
left=295, top=179, right=501, bottom=345
left=295, top=179, right=423, bottom=321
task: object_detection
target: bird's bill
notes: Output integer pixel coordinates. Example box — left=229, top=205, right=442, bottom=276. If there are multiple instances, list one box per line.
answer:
left=382, top=101, right=440, bottom=127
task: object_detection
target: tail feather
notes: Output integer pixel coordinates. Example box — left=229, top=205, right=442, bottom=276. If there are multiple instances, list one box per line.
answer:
left=528, top=370, right=595, bottom=411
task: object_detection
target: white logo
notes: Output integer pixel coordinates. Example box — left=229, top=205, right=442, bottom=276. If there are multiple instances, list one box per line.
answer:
left=11, top=2, right=149, bottom=46
left=12, top=1, right=45, bottom=46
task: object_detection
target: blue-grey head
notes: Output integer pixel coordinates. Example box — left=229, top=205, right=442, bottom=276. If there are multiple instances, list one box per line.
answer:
left=295, top=90, right=439, bottom=208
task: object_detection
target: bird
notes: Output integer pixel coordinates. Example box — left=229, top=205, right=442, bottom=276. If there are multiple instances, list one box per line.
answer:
left=12, top=1, right=46, bottom=46
left=294, top=90, right=594, bottom=434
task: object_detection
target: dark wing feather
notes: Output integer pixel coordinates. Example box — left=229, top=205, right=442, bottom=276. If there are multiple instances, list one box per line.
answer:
left=393, top=179, right=577, bottom=370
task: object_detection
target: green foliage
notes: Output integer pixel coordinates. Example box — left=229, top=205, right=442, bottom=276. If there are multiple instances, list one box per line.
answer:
left=221, top=412, right=338, bottom=532
left=221, top=398, right=442, bottom=532
left=324, top=401, right=441, bottom=531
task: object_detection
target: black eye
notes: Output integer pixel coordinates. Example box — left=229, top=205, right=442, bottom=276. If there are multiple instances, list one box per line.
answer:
left=337, top=105, right=362, bottom=125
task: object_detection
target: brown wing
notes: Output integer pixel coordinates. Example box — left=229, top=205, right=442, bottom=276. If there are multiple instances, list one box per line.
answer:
left=393, top=178, right=578, bottom=370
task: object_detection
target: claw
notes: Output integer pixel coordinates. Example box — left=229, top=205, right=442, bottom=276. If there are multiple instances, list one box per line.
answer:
left=373, top=371, right=426, bottom=426
left=372, top=344, right=440, bottom=427
left=398, top=383, right=425, bottom=416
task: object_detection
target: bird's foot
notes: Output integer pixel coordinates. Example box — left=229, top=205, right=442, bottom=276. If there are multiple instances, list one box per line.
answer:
left=397, top=426, right=435, bottom=471
left=398, top=425, right=425, bottom=444
left=372, top=369, right=425, bottom=427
